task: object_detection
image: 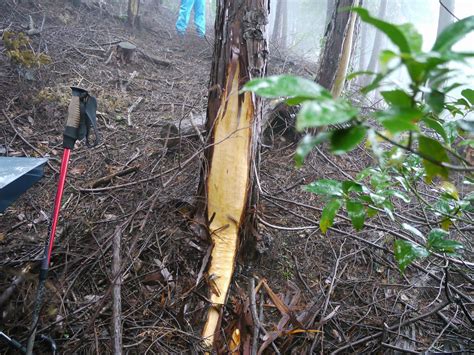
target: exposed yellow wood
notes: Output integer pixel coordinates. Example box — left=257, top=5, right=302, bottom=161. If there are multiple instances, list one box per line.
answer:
left=202, top=62, right=254, bottom=348
left=331, top=7, right=357, bottom=98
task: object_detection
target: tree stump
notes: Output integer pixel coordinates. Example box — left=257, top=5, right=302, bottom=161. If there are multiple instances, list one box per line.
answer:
left=116, top=42, right=136, bottom=65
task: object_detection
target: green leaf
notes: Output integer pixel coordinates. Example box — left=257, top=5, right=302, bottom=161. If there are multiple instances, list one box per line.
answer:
left=381, top=90, right=412, bottom=108
left=427, top=229, right=463, bottom=253
left=242, top=75, right=331, bottom=99
left=426, top=90, right=445, bottom=114
left=295, top=133, right=331, bottom=167
left=369, top=192, right=386, bottom=205
left=423, top=117, right=448, bottom=143
left=402, top=223, right=424, bottom=240
left=398, top=23, right=423, bottom=53
left=461, top=88, right=474, bottom=105
left=352, top=7, right=411, bottom=53
left=379, top=50, right=399, bottom=71
left=378, top=108, right=423, bottom=134
left=394, top=240, right=429, bottom=272
left=346, top=200, right=366, bottom=230
left=458, top=139, right=474, bottom=147
left=347, top=70, right=375, bottom=81
left=386, top=189, right=411, bottom=203
left=439, top=181, right=459, bottom=200
left=432, top=16, right=474, bottom=53
left=330, top=126, right=367, bottom=154
left=320, top=199, right=343, bottom=234
left=418, top=135, right=450, bottom=182
left=305, top=179, right=343, bottom=197
left=342, top=181, right=363, bottom=194
left=296, top=99, right=358, bottom=131
left=457, top=119, right=474, bottom=133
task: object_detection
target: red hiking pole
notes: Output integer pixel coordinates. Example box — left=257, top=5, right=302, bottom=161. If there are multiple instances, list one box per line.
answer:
left=26, top=87, right=98, bottom=355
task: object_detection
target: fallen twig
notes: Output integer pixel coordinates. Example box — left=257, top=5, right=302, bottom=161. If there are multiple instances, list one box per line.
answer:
left=91, top=165, right=139, bottom=188
left=127, top=96, right=143, bottom=126
left=111, top=226, right=123, bottom=355
left=0, top=264, right=31, bottom=308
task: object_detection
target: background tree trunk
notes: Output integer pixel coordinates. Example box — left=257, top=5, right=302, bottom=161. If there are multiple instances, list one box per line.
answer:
left=325, top=0, right=336, bottom=28
left=316, top=0, right=358, bottom=95
left=361, top=0, right=387, bottom=85
left=437, top=0, right=455, bottom=35
left=127, top=0, right=140, bottom=28
left=198, top=0, right=269, bottom=349
left=280, top=0, right=288, bottom=48
left=271, top=0, right=283, bottom=47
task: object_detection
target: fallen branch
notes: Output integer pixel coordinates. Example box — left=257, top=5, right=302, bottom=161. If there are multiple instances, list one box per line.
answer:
left=111, top=226, right=123, bottom=355
left=330, top=301, right=449, bottom=354
left=91, top=165, right=139, bottom=188
left=127, top=96, right=143, bottom=126
left=26, top=15, right=45, bottom=36
left=0, top=264, right=31, bottom=308
left=138, top=49, right=172, bottom=67
left=121, top=70, right=139, bottom=93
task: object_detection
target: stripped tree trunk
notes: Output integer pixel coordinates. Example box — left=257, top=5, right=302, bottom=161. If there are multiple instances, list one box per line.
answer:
left=316, top=0, right=358, bottom=97
left=198, top=0, right=269, bottom=350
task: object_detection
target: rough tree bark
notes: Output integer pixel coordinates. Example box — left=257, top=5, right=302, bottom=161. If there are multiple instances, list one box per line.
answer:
left=197, top=0, right=269, bottom=350
left=127, top=0, right=140, bottom=28
left=316, top=0, right=358, bottom=97
left=437, top=0, right=455, bottom=35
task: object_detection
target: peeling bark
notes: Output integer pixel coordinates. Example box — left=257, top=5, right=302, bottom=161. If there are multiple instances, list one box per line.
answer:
left=198, top=0, right=269, bottom=349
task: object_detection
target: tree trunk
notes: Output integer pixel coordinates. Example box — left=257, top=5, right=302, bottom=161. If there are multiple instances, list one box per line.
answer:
left=437, top=0, right=455, bottom=35
left=358, top=17, right=369, bottom=70
left=198, top=0, right=268, bottom=350
left=280, top=0, right=288, bottom=48
left=271, top=0, right=283, bottom=46
left=325, top=0, right=336, bottom=28
left=127, top=0, right=140, bottom=28
left=362, top=0, right=387, bottom=85
left=316, top=0, right=358, bottom=97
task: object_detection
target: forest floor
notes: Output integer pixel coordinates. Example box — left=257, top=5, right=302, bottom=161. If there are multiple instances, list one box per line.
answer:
left=0, top=1, right=472, bottom=354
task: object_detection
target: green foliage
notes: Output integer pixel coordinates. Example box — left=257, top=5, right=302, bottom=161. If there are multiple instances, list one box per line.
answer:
left=243, top=9, right=473, bottom=273
left=2, top=31, right=51, bottom=68
left=394, top=240, right=429, bottom=273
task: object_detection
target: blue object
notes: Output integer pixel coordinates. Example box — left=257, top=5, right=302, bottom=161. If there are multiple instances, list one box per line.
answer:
left=176, top=0, right=206, bottom=37
left=0, top=157, right=48, bottom=213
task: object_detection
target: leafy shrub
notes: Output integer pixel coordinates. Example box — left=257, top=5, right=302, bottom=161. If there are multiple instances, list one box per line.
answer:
left=2, top=31, right=51, bottom=68
left=243, top=9, right=474, bottom=272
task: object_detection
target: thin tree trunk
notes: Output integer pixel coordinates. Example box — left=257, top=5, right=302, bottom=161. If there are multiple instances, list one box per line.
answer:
left=437, top=0, right=455, bottom=35
left=127, top=0, right=140, bottom=28
left=271, top=0, right=283, bottom=46
left=198, top=0, right=269, bottom=350
left=325, top=0, right=336, bottom=28
left=280, top=0, right=288, bottom=48
left=316, top=0, right=358, bottom=95
left=362, top=0, right=387, bottom=84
